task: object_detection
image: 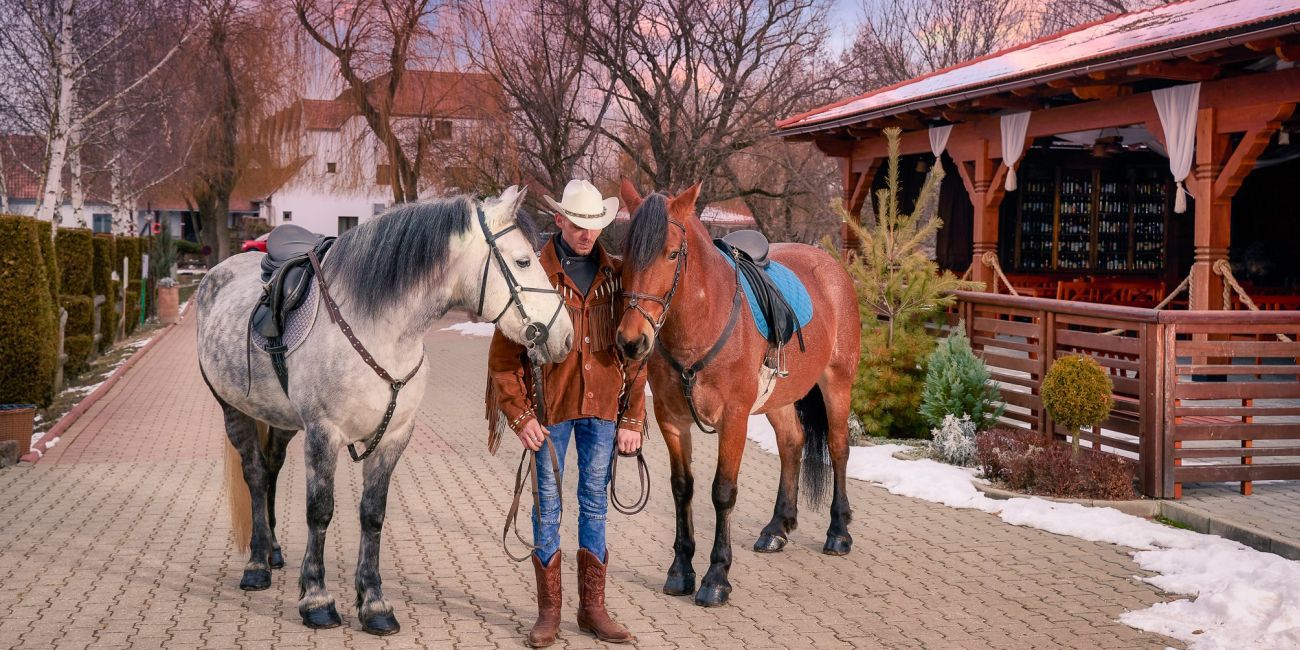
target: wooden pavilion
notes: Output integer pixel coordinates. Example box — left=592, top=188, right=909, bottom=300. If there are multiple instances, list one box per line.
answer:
left=779, top=0, right=1300, bottom=499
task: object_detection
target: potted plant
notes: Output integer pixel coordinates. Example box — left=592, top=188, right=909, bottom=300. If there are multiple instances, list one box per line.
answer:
left=155, top=277, right=180, bottom=324
left=0, top=403, right=35, bottom=459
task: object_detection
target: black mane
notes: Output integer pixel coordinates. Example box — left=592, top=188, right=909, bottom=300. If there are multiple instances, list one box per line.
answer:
left=325, top=196, right=474, bottom=314
left=624, top=192, right=669, bottom=270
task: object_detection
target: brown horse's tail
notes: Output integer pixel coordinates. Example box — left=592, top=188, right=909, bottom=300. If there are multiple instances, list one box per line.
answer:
left=225, top=421, right=272, bottom=552
left=795, top=384, right=831, bottom=509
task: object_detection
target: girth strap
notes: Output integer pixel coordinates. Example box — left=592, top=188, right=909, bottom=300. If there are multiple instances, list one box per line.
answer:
left=657, top=285, right=743, bottom=435
left=308, top=250, right=423, bottom=462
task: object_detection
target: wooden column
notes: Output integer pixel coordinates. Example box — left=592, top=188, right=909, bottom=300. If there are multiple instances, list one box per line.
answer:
left=1188, top=103, right=1295, bottom=309
left=838, top=156, right=879, bottom=256
left=955, top=139, right=1008, bottom=289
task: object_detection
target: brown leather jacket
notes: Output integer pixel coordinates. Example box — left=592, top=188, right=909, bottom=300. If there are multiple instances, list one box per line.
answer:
left=486, top=237, right=647, bottom=449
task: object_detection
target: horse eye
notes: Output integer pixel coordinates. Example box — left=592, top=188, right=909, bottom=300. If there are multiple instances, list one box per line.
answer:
left=516, top=258, right=531, bottom=269
left=668, top=251, right=680, bottom=261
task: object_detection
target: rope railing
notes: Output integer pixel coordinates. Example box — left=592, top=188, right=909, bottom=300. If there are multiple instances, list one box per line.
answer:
left=1214, top=259, right=1292, bottom=342
left=961, top=251, right=1019, bottom=296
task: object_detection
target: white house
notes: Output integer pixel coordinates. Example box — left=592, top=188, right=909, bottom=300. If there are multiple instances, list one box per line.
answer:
left=257, top=70, right=505, bottom=237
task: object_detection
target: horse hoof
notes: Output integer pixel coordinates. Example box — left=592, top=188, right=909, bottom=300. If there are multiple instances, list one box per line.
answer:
left=753, top=533, right=788, bottom=553
left=301, top=603, right=342, bottom=629
left=662, top=572, right=696, bottom=596
left=361, top=611, right=401, bottom=636
left=269, top=548, right=285, bottom=569
left=694, top=583, right=730, bottom=607
left=822, top=535, right=853, bottom=556
left=239, top=569, right=271, bottom=591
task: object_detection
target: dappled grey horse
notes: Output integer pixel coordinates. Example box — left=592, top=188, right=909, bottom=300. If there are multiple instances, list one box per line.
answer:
left=196, top=187, right=572, bottom=635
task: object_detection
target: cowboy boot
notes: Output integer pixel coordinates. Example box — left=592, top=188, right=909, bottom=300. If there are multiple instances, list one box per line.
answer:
left=576, top=548, right=634, bottom=643
left=527, top=552, right=562, bottom=648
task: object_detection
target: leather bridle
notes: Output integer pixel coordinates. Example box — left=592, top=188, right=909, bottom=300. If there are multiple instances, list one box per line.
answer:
left=475, top=205, right=565, bottom=353
left=621, top=217, right=689, bottom=337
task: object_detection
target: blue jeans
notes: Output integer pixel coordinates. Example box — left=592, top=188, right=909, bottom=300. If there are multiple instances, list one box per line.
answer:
left=533, top=417, right=616, bottom=562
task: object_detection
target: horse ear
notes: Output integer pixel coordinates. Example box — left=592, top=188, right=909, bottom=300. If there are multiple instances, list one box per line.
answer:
left=669, top=182, right=702, bottom=219
left=488, top=185, right=527, bottom=227
left=620, top=178, right=643, bottom=217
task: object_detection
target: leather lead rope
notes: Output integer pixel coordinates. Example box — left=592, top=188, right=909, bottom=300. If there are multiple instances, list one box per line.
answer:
left=609, top=358, right=650, bottom=515
left=502, top=357, right=565, bottom=562
left=308, top=250, right=423, bottom=462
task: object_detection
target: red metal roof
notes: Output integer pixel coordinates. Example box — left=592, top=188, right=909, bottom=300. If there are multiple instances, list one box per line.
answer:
left=778, top=0, right=1300, bottom=134
left=338, top=70, right=504, bottom=122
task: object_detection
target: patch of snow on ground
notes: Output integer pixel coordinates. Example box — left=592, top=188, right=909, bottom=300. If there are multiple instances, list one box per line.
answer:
left=441, top=322, right=497, bottom=337
left=745, top=416, right=1300, bottom=650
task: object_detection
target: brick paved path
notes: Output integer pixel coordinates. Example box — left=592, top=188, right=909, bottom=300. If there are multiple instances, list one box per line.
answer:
left=0, top=314, right=1183, bottom=649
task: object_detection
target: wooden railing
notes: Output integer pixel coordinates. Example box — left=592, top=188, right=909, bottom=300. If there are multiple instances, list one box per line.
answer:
left=950, top=291, right=1300, bottom=498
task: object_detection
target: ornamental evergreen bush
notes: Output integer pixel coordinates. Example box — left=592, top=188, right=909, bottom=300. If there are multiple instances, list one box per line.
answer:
left=929, top=414, right=978, bottom=466
left=63, top=335, right=94, bottom=377
left=57, top=228, right=94, bottom=296
left=60, top=295, right=93, bottom=337
left=125, top=289, right=140, bottom=334
left=920, top=326, right=1004, bottom=431
left=98, top=280, right=118, bottom=352
left=35, top=219, right=59, bottom=310
left=0, top=215, right=58, bottom=406
left=852, top=322, right=935, bottom=438
left=1041, top=355, right=1114, bottom=457
left=92, top=236, right=117, bottom=351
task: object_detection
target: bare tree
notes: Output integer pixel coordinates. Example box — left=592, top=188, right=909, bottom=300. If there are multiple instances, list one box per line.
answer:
left=562, top=0, right=835, bottom=206
left=293, top=0, right=453, bottom=203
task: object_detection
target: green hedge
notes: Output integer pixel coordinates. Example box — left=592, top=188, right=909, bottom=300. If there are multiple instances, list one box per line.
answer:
left=57, top=228, right=94, bottom=296
left=92, top=236, right=115, bottom=296
left=35, top=220, right=59, bottom=307
left=60, top=295, right=93, bottom=337
left=118, top=237, right=144, bottom=286
left=0, top=215, right=58, bottom=406
left=125, top=289, right=140, bottom=334
left=63, top=334, right=94, bottom=377
left=98, top=280, right=118, bottom=352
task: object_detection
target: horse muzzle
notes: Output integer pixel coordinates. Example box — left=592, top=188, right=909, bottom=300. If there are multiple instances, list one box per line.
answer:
left=616, top=331, right=652, bottom=362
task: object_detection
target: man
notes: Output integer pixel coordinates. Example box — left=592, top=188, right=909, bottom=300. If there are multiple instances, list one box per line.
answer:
left=486, top=179, right=646, bottom=647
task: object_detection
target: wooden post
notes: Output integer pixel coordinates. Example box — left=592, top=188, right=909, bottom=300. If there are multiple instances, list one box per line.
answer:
left=53, top=308, right=68, bottom=393
left=954, top=139, right=1008, bottom=291
left=839, top=156, right=879, bottom=256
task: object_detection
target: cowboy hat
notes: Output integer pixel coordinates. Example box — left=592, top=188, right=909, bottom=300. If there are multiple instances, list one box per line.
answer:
left=543, top=179, right=618, bottom=230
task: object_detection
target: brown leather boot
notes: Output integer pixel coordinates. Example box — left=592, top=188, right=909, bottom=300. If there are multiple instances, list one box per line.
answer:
left=576, top=548, right=634, bottom=643
left=527, top=552, right=562, bottom=648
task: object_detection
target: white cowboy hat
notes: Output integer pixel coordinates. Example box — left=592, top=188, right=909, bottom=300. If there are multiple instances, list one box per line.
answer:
left=543, top=179, right=618, bottom=230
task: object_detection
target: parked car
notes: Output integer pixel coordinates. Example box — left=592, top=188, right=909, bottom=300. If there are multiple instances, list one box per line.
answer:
left=241, top=233, right=270, bottom=253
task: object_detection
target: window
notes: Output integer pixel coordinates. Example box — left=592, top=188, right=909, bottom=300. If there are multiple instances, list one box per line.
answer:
left=338, top=216, right=359, bottom=234
left=282, top=210, right=293, bottom=222
left=432, top=120, right=452, bottom=140
left=92, top=213, right=112, bottom=234
left=326, top=162, right=337, bottom=173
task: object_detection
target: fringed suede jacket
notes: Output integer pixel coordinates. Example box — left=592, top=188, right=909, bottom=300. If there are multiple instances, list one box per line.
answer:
left=485, top=237, right=648, bottom=453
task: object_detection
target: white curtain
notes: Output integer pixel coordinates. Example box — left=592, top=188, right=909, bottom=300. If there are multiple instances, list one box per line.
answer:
left=1000, top=112, right=1031, bottom=191
left=1152, top=83, right=1201, bottom=213
left=928, top=125, right=953, bottom=160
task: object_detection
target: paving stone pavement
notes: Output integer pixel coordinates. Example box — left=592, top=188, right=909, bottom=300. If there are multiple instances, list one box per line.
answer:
left=0, top=313, right=1186, bottom=649
left=1179, top=481, right=1300, bottom=550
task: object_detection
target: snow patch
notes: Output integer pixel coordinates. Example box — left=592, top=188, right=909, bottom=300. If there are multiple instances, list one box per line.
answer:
left=744, top=417, right=1300, bottom=650
left=440, top=322, right=496, bottom=337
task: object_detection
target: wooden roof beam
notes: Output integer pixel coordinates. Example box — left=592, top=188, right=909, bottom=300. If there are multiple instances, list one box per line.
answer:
left=1129, top=61, right=1221, bottom=82
left=1277, top=44, right=1300, bottom=63
left=1073, top=85, right=1133, bottom=101
left=971, top=95, right=1042, bottom=111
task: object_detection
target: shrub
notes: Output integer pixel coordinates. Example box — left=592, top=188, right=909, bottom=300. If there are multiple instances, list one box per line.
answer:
left=0, top=215, right=58, bottom=406
left=1042, top=355, right=1114, bottom=457
left=150, top=226, right=176, bottom=282
left=117, top=236, right=143, bottom=285
left=92, top=235, right=116, bottom=296
left=63, top=335, right=94, bottom=377
left=60, top=295, right=94, bottom=337
left=929, top=414, right=977, bottom=466
left=35, top=219, right=59, bottom=308
left=57, top=228, right=94, bottom=296
left=176, top=239, right=203, bottom=256
left=975, top=428, right=1135, bottom=500
left=852, top=321, right=935, bottom=438
left=920, top=326, right=1004, bottom=431
left=125, top=289, right=140, bottom=334
left=98, top=280, right=118, bottom=352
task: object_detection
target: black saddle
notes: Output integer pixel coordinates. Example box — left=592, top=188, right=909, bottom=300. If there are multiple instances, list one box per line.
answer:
left=248, top=225, right=335, bottom=392
left=715, top=232, right=804, bottom=351
left=721, top=229, right=770, bottom=268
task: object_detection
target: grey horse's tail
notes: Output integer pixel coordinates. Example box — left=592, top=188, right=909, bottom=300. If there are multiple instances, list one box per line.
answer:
left=225, top=420, right=272, bottom=552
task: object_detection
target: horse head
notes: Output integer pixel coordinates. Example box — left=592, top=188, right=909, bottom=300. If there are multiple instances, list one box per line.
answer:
left=475, top=185, right=574, bottom=363
left=616, top=179, right=701, bottom=361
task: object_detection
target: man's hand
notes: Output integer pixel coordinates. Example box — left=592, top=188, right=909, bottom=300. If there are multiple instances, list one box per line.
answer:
left=616, top=428, right=642, bottom=455
left=517, top=419, right=548, bottom=452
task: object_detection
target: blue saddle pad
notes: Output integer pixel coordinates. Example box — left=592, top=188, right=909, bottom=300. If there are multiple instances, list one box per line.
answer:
left=716, top=245, right=813, bottom=340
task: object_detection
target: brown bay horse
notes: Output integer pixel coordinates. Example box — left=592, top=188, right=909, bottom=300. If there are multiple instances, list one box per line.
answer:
left=615, top=181, right=861, bottom=607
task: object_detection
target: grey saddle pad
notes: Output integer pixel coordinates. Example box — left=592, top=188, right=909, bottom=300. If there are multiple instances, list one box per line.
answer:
left=251, top=278, right=320, bottom=356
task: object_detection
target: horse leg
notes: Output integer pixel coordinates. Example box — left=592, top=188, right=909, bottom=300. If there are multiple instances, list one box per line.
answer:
left=819, top=375, right=854, bottom=556
left=223, top=406, right=275, bottom=591
left=695, top=409, right=748, bottom=608
left=354, top=425, right=412, bottom=636
left=264, top=425, right=295, bottom=570
left=660, top=411, right=697, bottom=597
left=754, top=405, right=802, bottom=553
left=298, top=425, right=342, bottom=629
